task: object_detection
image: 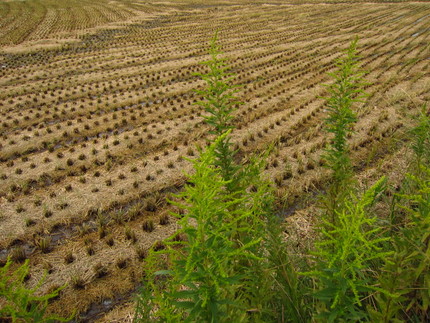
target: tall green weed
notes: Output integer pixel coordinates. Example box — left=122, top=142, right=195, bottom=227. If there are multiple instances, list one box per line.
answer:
left=304, top=177, right=392, bottom=322
left=305, top=38, right=396, bottom=322
left=135, top=134, right=265, bottom=322
left=322, top=37, right=367, bottom=224
left=135, top=33, right=303, bottom=323
left=195, top=31, right=242, bottom=193
left=371, top=107, right=430, bottom=322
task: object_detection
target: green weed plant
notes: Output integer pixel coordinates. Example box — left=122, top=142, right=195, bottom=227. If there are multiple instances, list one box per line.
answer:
left=322, top=37, right=368, bottom=223
left=0, top=258, right=69, bottom=322
left=195, top=31, right=242, bottom=193
left=371, top=108, right=430, bottom=322
left=135, top=33, right=303, bottom=322
left=306, top=38, right=394, bottom=322
left=303, top=177, right=392, bottom=322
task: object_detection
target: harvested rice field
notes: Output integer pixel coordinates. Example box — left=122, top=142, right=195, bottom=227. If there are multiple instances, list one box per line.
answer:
left=0, top=0, right=429, bottom=321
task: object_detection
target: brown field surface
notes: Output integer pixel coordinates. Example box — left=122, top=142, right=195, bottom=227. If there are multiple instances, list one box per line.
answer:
left=0, top=0, right=429, bottom=320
